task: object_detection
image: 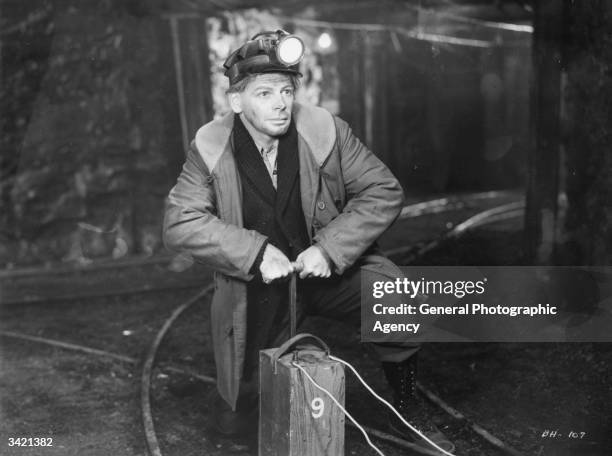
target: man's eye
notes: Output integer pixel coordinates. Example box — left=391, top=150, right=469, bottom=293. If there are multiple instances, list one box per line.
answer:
left=258, top=91, right=269, bottom=97
left=282, top=89, right=294, bottom=96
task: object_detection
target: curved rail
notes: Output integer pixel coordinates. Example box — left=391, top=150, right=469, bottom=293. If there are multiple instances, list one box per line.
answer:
left=398, top=190, right=516, bottom=220
left=140, top=286, right=213, bottom=456
left=0, top=327, right=453, bottom=455
left=387, top=201, right=525, bottom=261
left=1, top=192, right=529, bottom=456
left=140, top=195, right=527, bottom=456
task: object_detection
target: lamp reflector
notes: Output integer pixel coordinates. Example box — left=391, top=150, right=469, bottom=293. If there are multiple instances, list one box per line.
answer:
left=276, top=35, right=304, bottom=66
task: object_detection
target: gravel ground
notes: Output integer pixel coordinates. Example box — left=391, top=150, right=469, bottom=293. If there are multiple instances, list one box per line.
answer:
left=1, top=199, right=611, bottom=456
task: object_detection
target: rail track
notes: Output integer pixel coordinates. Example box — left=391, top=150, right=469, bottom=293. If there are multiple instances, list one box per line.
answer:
left=0, top=191, right=526, bottom=456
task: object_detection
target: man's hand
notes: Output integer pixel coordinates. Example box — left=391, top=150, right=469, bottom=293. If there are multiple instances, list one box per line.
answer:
left=295, top=245, right=332, bottom=279
left=260, top=244, right=295, bottom=284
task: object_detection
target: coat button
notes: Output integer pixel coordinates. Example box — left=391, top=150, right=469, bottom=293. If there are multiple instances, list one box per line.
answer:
left=317, top=201, right=326, bottom=210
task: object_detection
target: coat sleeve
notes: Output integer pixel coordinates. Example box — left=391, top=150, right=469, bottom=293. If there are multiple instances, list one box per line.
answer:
left=163, top=145, right=267, bottom=281
left=313, top=117, right=405, bottom=274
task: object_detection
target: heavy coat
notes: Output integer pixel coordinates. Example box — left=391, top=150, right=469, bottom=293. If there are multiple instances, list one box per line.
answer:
left=163, top=102, right=404, bottom=409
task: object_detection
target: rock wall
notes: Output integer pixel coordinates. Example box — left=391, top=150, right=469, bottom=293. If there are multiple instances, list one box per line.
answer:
left=1, top=0, right=184, bottom=266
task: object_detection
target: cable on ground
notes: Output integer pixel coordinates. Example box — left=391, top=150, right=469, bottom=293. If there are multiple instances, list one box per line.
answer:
left=330, top=354, right=457, bottom=456
left=1, top=326, right=455, bottom=454
left=2, top=289, right=524, bottom=455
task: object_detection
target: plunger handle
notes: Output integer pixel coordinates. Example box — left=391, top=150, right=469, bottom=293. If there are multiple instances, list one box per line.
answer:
left=289, top=271, right=297, bottom=339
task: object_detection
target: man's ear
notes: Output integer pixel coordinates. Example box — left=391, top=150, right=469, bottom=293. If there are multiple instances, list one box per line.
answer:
left=228, top=93, right=242, bottom=114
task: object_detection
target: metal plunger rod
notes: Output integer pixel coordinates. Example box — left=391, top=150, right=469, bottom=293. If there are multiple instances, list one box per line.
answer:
left=289, top=272, right=297, bottom=339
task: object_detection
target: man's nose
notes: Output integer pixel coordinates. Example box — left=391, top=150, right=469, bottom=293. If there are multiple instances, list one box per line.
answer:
left=274, top=92, right=287, bottom=110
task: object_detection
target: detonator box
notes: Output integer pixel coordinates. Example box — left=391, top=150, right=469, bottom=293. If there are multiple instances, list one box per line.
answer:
left=259, top=334, right=345, bottom=456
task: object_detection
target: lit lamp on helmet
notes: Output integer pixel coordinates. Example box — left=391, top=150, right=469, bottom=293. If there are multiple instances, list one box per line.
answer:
left=276, top=33, right=305, bottom=65
left=223, top=30, right=305, bottom=85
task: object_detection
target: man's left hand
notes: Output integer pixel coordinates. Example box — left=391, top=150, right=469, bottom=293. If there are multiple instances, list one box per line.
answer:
left=295, top=245, right=332, bottom=279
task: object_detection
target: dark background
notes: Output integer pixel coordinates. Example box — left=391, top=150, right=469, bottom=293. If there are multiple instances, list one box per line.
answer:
left=1, top=1, right=611, bottom=455
left=5, top=0, right=608, bottom=267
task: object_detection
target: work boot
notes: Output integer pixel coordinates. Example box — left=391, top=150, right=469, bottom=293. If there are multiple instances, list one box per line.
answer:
left=207, top=389, right=258, bottom=437
left=382, top=356, right=455, bottom=454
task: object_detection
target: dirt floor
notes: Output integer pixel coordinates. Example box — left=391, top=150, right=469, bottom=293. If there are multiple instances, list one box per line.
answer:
left=1, top=193, right=611, bottom=456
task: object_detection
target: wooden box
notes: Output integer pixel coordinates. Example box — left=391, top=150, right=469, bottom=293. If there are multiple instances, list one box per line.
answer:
left=259, top=334, right=345, bottom=456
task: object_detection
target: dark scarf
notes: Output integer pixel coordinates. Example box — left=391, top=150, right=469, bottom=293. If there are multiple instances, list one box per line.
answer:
left=232, top=114, right=310, bottom=377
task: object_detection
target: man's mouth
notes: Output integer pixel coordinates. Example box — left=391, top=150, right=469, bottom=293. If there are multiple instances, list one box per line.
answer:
left=269, top=118, right=289, bottom=125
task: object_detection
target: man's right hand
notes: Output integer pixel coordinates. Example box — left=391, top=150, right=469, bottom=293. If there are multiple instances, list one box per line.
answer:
left=259, top=244, right=294, bottom=284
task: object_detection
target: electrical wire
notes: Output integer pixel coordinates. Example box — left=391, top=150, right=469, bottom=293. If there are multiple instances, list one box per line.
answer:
left=2, top=315, right=524, bottom=454
left=291, top=361, right=386, bottom=456
left=1, top=326, right=449, bottom=454
left=1, top=326, right=450, bottom=454
left=3, top=323, right=525, bottom=455
left=330, top=355, right=458, bottom=456
left=1, top=193, right=528, bottom=455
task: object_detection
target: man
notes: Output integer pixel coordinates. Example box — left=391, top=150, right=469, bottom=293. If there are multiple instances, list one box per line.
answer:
left=163, top=30, right=453, bottom=452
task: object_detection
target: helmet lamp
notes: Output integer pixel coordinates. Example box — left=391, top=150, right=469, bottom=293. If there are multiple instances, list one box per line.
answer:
left=223, top=30, right=305, bottom=85
left=276, top=35, right=305, bottom=66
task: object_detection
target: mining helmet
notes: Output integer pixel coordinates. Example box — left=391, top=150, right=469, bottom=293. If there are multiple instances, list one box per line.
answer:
left=223, top=30, right=305, bottom=85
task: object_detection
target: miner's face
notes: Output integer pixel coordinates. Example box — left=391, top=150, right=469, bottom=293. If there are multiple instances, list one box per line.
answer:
left=229, top=73, right=295, bottom=140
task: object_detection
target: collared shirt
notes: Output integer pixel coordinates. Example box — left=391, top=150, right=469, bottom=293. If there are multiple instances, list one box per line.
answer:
left=256, top=139, right=279, bottom=189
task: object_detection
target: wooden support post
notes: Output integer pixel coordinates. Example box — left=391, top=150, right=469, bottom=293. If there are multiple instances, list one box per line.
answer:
left=525, top=0, right=565, bottom=264
left=169, top=16, right=190, bottom=154
left=167, top=14, right=214, bottom=154
left=337, top=29, right=366, bottom=142
left=259, top=345, right=345, bottom=456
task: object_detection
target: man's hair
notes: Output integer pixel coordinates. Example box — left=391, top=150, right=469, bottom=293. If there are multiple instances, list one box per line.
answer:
left=226, top=73, right=301, bottom=94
